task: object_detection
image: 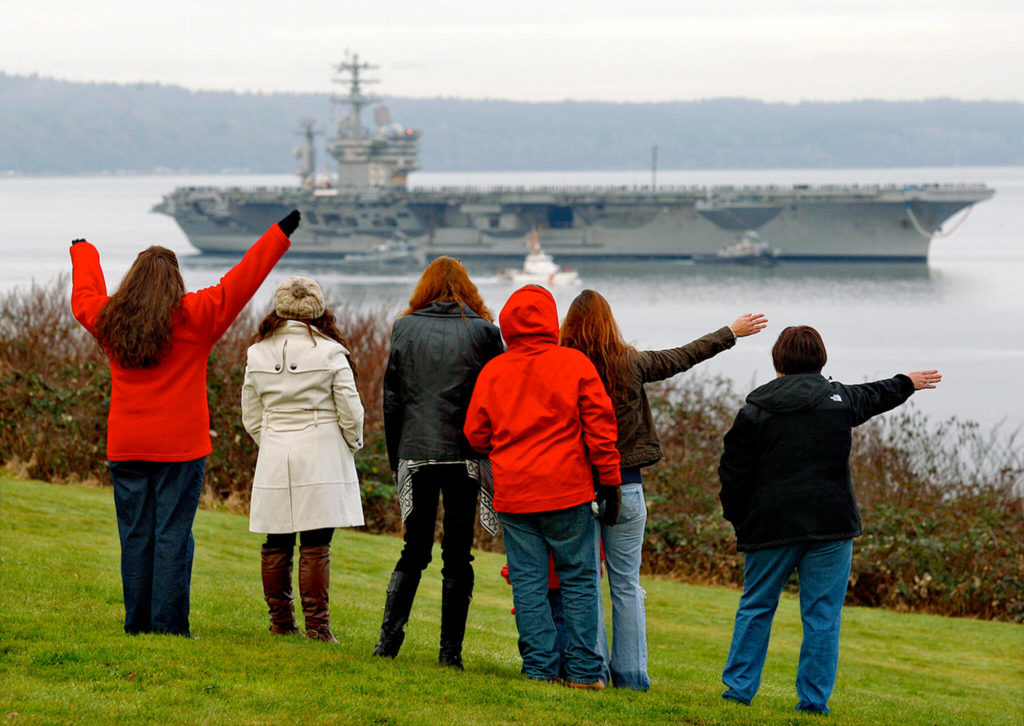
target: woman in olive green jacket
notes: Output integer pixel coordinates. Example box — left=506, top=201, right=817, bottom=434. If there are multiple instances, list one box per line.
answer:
left=560, top=289, right=766, bottom=689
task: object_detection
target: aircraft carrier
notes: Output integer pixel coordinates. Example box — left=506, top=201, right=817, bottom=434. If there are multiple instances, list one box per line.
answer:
left=153, top=55, right=994, bottom=263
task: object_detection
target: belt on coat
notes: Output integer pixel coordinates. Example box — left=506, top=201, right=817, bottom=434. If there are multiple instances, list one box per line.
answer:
left=262, top=408, right=338, bottom=432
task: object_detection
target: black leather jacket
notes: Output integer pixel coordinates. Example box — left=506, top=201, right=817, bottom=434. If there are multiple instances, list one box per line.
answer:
left=383, top=301, right=504, bottom=470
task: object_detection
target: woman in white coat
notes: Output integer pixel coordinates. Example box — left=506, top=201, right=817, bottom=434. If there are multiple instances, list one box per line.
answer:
left=242, top=277, right=364, bottom=642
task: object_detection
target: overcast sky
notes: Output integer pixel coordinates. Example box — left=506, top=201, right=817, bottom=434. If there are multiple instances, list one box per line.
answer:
left=4, top=0, right=1022, bottom=102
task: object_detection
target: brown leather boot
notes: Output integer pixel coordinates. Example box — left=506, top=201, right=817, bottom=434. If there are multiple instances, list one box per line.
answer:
left=261, top=545, right=300, bottom=635
left=299, top=544, right=338, bottom=643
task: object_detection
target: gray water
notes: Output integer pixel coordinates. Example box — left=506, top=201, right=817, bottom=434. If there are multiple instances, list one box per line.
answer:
left=1, top=166, right=1022, bottom=437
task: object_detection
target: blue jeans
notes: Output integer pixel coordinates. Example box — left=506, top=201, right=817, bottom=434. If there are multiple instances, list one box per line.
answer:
left=109, top=458, right=206, bottom=636
left=500, top=502, right=603, bottom=684
left=600, top=481, right=651, bottom=690
left=722, top=538, right=854, bottom=714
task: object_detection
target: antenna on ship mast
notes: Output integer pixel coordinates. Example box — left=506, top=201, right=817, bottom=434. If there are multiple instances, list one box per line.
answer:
left=333, top=50, right=379, bottom=136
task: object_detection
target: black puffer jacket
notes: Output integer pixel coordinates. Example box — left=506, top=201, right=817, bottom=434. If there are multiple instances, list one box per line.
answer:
left=718, top=372, right=914, bottom=551
left=383, top=301, right=504, bottom=470
left=616, top=326, right=735, bottom=468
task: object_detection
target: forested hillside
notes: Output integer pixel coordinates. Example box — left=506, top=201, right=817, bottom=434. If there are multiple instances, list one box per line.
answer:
left=2, top=72, right=1022, bottom=174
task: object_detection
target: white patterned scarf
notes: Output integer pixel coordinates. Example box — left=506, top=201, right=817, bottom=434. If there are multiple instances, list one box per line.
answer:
left=396, top=458, right=498, bottom=536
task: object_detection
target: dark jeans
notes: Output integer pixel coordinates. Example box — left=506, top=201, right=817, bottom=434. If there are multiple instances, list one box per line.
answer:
left=264, top=529, right=334, bottom=548
left=395, top=465, right=480, bottom=582
left=108, top=458, right=205, bottom=636
left=500, top=502, right=603, bottom=684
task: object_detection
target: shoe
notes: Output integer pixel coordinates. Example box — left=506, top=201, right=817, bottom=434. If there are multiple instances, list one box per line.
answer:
left=564, top=679, right=606, bottom=690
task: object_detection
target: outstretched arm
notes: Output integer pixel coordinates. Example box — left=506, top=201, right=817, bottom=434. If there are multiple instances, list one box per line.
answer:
left=728, top=313, right=768, bottom=338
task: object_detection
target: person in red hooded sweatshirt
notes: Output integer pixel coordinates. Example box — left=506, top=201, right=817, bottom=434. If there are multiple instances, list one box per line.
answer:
left=70, top=210, right=297, bottom=637
left=464, top=285, right=621, bottom=689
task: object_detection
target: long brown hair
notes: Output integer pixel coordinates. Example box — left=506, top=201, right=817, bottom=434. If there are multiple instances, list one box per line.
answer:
left=558, top=289, right=632, bottom=400
left=402, top=256, right=493, bottom=321
left=250, top=308, right=359, bottom=379
left=94, top=246, right=185, bottom=368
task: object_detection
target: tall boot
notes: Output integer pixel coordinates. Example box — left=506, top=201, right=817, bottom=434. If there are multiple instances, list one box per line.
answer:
left=298, top=544, right=338, bottom=643
left=261, top=545, right=300, bottom=635
left=439, top=575, right=474, bottom=670
left=372, top=570, right=421, bottom=658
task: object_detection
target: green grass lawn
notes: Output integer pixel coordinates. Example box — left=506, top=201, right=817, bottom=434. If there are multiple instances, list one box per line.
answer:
left=1, top=475, right=1021, bottom=725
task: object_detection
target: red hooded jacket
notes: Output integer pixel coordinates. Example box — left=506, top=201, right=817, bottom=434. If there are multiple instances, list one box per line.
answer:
left=464, top=286, right=621, bottom=513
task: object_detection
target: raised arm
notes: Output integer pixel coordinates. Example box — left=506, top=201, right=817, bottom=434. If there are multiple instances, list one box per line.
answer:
left=841, top=370, right=939, bottom=427
left=188, top=211, right=297, bottom=342
left=69, top=240, right=109, bottom=335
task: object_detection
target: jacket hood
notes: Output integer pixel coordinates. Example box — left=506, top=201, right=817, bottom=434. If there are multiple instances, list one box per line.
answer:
left=746, top=372, right=833, bottom=414
left=499, top=286, right=558, bottom=346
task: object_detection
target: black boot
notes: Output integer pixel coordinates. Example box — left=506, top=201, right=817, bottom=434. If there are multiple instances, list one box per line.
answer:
left=438, top=576, right=473, bottom=670
left=261, top=545, right=300, bottom=635
left=372, top=570, right=421, bottom=658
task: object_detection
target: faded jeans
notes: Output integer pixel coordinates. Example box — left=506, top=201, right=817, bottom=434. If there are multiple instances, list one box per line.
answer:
left=599, top=480, right=651, bottom=690
left=722, top=538, right=854, bottom=714
left=500, top=502, right=603, bottom=684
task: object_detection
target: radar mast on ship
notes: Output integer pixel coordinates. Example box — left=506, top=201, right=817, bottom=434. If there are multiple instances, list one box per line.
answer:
left=325, top=52, right=421, bottom=189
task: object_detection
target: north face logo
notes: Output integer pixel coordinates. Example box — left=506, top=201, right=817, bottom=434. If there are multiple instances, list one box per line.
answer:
left=831, top=394, right=843, bottom=402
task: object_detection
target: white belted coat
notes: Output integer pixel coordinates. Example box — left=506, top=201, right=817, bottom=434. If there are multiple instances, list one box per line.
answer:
left=242, top=320, right=365, bottom=533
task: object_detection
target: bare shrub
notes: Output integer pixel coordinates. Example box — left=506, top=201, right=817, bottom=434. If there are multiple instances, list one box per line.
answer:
left=3, top=278, right=1021, bottom=620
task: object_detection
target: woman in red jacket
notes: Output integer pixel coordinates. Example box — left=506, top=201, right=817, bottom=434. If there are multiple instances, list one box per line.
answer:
left=464, top=285, right=621, bottom=689
left=70, top=211, right=297, bottom=636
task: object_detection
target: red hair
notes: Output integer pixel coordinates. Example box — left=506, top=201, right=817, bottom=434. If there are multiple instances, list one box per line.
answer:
left=402, top=256, right=493, bottom=321
left=558, top=289, right=631, bottom=400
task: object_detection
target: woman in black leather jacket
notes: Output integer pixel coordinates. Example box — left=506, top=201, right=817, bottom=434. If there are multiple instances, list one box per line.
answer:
left=372, top=257, right=504, bottom=669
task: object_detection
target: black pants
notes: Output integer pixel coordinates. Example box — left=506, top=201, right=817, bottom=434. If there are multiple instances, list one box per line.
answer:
left=396, top=465, right=480, bottom=582
left=265, top=528, right=334, bottom=549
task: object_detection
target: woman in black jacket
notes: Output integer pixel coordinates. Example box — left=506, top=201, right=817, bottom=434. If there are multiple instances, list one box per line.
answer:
left=718, top=325, right=940, bottom=714
left=373, top=257, right=504, bottom=669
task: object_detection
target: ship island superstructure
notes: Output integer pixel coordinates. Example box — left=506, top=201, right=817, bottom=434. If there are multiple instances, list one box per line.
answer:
left=153, top=55, right=994, bottom=262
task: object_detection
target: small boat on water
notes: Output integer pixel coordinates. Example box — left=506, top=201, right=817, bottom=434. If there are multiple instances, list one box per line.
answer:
left=499, top=231, right=580, bottom=286
left=342, top=233, right=426, bottom=268
left=695, top=231, right=780, bottom=266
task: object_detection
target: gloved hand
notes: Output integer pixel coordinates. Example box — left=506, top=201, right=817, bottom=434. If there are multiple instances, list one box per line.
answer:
left=277, top=209, right=301, bottom=236
left=596, top=484, right=621, bottom=526
left=70, top=238, right=87, bottom=246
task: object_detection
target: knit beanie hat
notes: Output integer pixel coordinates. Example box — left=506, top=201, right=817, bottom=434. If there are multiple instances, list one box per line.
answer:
left=274, top=277, right=325, bottom=320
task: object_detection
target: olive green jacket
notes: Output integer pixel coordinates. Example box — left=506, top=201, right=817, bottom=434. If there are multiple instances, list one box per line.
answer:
left=615, top=326, right=736, bottom=469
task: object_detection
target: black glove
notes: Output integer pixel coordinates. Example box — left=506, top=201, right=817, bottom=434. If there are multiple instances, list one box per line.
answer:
left=277, top=209, right=301, bottom=236
left=70, top=238, right=87, bottom=246
left=596, top=484, right=622, bottom=526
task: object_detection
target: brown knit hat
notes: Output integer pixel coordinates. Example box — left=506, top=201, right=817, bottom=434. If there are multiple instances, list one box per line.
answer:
left=274, top=277, right=325, bottom=320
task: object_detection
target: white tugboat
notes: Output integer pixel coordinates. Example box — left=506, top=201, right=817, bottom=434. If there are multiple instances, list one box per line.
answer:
left=499, top=230, right=580, bottom=286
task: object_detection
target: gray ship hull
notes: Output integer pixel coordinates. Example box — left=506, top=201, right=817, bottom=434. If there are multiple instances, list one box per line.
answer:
left=153, top=182, right=994, bottom=262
